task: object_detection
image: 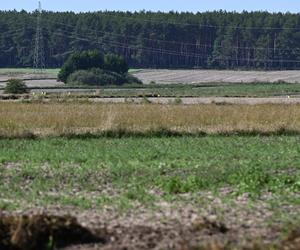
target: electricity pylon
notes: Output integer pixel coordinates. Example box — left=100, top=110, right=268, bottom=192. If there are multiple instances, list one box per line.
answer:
left=33, top=1, right=45, bottom=72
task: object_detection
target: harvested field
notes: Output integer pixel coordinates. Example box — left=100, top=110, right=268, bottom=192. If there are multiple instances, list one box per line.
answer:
left=1, top=102, right=300, bottom=138
left=2, top=69, right=300, bottom=90
left=133, top=69, right=300, bottom=84
left=0, top=69, right=61, bottom=89
left=0, top=78, right=62, bottom=89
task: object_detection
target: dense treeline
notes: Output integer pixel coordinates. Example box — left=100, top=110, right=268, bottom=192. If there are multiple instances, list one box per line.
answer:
left=0, top=10, right=300, bottom=69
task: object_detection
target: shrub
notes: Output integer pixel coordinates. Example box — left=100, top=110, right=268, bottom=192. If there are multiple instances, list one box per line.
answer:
left=67, top=68, right=141, bottom=86
left=124, top=73, right=143, bottom=84
left=103, top=54, right=129, bottom=74
left=58, top=50, right=104, bottom=83
left=174, top=97, right=183, bottom=105
left=58, top=51, right=131, bottom=83
left=4, top=79, right=28, bottom=94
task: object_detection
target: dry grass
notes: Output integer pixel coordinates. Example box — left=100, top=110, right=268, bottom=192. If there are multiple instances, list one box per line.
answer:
left=1, top=102, right=300, bottom=138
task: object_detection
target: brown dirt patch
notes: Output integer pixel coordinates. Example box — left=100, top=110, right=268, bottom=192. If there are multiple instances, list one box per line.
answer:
left=0, top=214, right=105, bottom=250
left=1, top=197, right=298, bottom=250
left=282, top=228, right=300, bottom=250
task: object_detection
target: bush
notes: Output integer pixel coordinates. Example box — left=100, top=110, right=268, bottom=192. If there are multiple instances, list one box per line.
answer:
left=67, top=68, right=141, bottom=86
left=103, top=54, right=129, bottom=74
left=58, top=51, right=131, bottom=83
left=58, top=50, right=104, bottom=83
left=4, top=79, right=28, bottom=94
left=124, top=73, right=143, bottom=84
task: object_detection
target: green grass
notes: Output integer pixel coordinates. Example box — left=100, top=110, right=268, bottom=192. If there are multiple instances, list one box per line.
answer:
left=14, top=82, right=300, bottom=98
left=51, top=82, right=300, bottom=97
left=0, top=136, right=299, bottom=210
left=97, top=82, right=300, bottom=97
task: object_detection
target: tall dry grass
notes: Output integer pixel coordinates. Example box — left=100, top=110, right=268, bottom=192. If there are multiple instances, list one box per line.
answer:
left=1, top=102, right=300, bottom=138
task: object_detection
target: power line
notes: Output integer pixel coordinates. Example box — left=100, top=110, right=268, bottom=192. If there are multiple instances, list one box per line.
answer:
left=50, top=28, right=300, bottom=64
left=42, top=18, right=300, bottom=54
left=5, top=13, right=300, bottom=54
left=33, top=1, right=45, bottom=72
left=3, top=10, right=300, bottom=68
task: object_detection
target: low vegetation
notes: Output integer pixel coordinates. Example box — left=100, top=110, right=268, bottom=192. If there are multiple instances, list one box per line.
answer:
left=0, top=102, right=299, bottom=249
left=1, top=103, right=300, bottom=138
left=0, top=136, right=299, bottom=248
left=67, top=68, right=141, bottom=86
left=3, top=80, right=300, bottom=98
left=58, top=50, right=141, bottom=86
left=2, top=136, right=299, bottom=202
left=4, top=79, right=28, bottom=94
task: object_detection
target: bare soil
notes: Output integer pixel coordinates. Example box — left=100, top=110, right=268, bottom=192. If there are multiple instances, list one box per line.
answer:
left=1, top=191, right=299, bottom=250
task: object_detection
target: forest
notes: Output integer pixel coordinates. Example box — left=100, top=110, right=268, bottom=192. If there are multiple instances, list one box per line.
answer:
left=0, top=10, right=300, bottom=69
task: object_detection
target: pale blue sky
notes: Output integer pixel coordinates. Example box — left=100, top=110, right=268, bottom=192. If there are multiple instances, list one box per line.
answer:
left=0, top=0, right=299, bottom=13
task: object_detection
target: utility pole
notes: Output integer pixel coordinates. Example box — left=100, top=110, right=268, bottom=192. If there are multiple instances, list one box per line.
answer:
left=33, top=1, right=45, bottom=72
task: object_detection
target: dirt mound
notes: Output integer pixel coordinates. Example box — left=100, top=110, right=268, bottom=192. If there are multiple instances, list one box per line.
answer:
left=0, top=214, right=106, bottom=250
left=0, top=213, right=230, bottom=250
left=98, top=217, right=229, bottom=250
left=2, top=211, right=297, bottom=250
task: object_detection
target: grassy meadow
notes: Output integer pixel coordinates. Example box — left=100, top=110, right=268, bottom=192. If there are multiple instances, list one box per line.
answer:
left=93, top=82, right=300, bottom=98
left=1, top=102, right=300, bottom=138
left=0, top=136, right=299, bottom=210
left=47, top=82, right=300, bottom=98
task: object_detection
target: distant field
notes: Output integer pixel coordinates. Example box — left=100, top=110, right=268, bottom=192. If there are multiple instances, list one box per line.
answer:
left=2, top=69, right=300, bottom=99
left=58, top=82, right=300, bottom=97
left=2, top=81, right=300, bottom=98
left=133, top=69, right=300, bottom=84
left=0, top=68, right=60, bottom=89
left=2, top=68, right=300, bottom=86
left=0, top=68, right=59, bottom=76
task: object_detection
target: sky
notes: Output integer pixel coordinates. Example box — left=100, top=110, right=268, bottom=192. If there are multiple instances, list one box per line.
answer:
left=0, top=0, right=299, bottom=13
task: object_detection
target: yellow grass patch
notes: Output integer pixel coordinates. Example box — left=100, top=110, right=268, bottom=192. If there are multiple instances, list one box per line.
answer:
left=1, top=102, right=300, bottom=137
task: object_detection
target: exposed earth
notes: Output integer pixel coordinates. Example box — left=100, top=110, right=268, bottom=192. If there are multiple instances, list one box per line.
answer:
left=1, top=191, right=299, bottom=250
